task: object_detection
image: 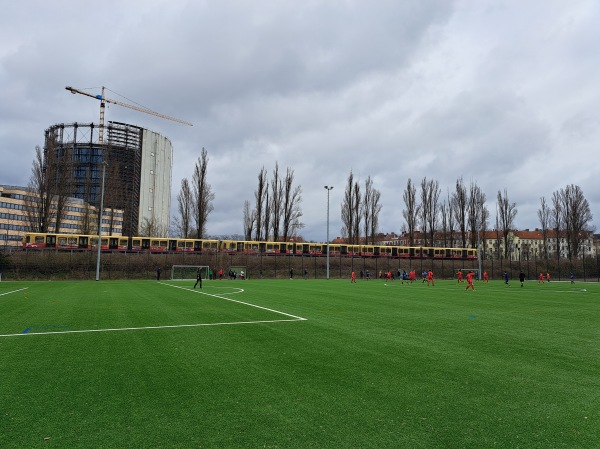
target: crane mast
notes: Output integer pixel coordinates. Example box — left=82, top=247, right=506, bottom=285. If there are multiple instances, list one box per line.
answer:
left=65, top=86, right=193, bottom=144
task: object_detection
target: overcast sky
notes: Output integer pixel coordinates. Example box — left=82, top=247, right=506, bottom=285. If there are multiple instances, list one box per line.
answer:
left=1, top=0, right=598, bottom=241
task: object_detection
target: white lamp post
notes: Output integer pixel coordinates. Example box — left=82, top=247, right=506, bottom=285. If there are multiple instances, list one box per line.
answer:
left=324, top=186, right=333, bottom=279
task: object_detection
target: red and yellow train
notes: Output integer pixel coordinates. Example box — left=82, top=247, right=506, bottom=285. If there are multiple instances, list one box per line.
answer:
left=22, top=232, right=477, bottom=259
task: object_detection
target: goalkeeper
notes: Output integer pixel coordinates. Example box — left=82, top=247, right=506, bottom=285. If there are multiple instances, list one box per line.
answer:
left=194, top=268, right=203, bottom=289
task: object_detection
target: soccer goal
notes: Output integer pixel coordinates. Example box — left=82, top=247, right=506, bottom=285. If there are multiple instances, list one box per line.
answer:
left=229, top=266, right=248, bottom=280
left=171, top=265, right=210, bottom=281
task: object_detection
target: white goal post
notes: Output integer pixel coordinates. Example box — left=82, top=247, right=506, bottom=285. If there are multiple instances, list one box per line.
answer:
left=171, top=265, right=210, bottom=281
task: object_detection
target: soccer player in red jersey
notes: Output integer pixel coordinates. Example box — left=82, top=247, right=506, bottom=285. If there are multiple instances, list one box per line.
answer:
left=466, top=271, right=475, bottom=291
left=427, top=270, right=435, bottom=286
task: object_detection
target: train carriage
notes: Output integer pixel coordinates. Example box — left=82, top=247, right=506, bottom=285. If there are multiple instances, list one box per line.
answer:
left=174, top=239, right=196, bottom=252
left=22, top=232, right=477, bottom=260
left=308, top=244, right=325, bottom=255
left=23, top=232, right=52, bottom=249
left=201, top=239, right=219, bottom=254
left=360, top=245, right=376, bottom=257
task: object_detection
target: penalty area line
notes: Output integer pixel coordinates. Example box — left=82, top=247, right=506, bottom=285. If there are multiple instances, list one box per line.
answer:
left=0, top=318, right=304, bottom=338
left=0, top=287, right=29, bottom=297
left=160, top=282, right=307, bottom=321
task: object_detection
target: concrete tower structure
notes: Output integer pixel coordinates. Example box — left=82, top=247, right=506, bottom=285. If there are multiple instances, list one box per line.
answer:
left=44, top=121, right=173, bottom=236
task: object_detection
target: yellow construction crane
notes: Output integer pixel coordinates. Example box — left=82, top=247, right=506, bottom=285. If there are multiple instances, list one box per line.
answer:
left=65, top=86, right=193, bottom=144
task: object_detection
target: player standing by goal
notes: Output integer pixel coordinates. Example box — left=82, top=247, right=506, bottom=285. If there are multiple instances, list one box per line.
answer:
left=194, top=268, right=202, bottom=289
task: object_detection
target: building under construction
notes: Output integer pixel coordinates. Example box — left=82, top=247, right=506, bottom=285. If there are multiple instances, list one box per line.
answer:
left=44, top=121, right=173, bottom=237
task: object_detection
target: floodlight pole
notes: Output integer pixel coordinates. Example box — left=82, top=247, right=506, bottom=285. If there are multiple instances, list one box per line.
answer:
left=324, top=186, right=333, bottom=280
left=477, top=228, right=482, bottom=280
left=95, top=161, right=108, bottom=281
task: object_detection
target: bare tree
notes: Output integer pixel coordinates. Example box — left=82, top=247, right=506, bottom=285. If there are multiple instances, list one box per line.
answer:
left=497, top=189, right=517, bottom=258
left=26, top=142, right=74, bottom=233
left=25, top=146, right=53, bottom=232
left=551, top=190, right=563, bottom=258
left=480, top=201, right=490, bottom=258
left=363, top=176, right=373, bottom=244
left=556, top=184, right=594, bottom=259
left=440, top=198, right=449, bottom=247
left=467, top=181, right=486, bottom=248
left=402, top=178, right=419, bottom=246
left=452, top=178, right=468, bottom=248
left=263, top=188, right=271, bottom=241
left=176, top=178, right=193, bottom=238
left=494, top=209, right=502, bottom=259
left=50, top=151, right=74, bottom=233
left=253, top=166, right=268, bottom=241
left=32, top=130, right=77, bottom=233
left=281, top=167, right=303, bottom=240
left=362, top=176, right=382, bottom=244
left=341, top=171, right=360, bottom=244
left=537, top=196, right=551, bottom=260
left=243, top=200, right=255, bottom=241
left=352, top=181, right=361, bottom=244
left=139, top=216, right=168, bottom=237
left=419, top=177, right=430, bottom=245
left=369, top=188, right=382, bottom=245
left=421, top=178, right=440, bottom=246
left=192, top=148, right=215, bottom=239
left=446, top=190, right=456, bottom=248
left=270, top=162, right=283, bottom=241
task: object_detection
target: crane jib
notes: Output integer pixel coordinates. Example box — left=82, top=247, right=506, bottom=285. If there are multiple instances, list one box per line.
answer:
left=67, top=85, right=192, bottom=126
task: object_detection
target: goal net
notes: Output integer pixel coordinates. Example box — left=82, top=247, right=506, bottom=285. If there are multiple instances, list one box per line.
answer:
left=229, top=266, right=248, bottom=280
left=171, top=265, right=210, bottom=281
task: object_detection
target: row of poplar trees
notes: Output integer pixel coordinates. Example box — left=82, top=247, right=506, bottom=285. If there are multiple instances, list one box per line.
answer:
left=401, top=177, right=594, bottom=260
left=243, top=162, right=303, bottom=242
left=174, top=148, right=215, bottom=239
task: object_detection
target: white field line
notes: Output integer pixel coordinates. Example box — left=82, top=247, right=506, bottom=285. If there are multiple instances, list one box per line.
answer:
left=0, top=319, right=303, bottom=338
left=160, top=282, right=307, bottom=321
left=0, top=287, right=28, bottom=297
left=0, top=284, right=305, bottom=338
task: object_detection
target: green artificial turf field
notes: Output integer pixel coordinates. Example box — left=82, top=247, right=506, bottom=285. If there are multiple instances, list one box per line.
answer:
left=0, top=278, right=598, bottom=448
